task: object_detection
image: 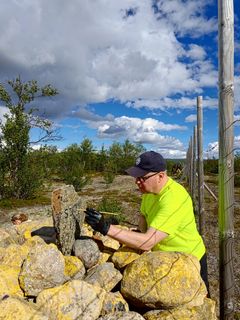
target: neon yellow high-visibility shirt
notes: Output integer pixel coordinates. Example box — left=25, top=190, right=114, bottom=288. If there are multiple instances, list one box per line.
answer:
left=140, top=177, right=205, bottom=260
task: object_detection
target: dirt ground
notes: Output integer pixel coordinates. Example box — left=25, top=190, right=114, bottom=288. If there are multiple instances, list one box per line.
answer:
left=0, top=174, right=239, bottom=317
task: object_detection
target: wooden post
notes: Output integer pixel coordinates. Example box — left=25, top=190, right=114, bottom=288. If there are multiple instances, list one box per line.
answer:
left=218, top=0, right=235, bottom=318
left=192, top=126, right=197, bottom=205
left=189, top=136, right=193, bottom=197
left=197, top=96, right=205, bottom=237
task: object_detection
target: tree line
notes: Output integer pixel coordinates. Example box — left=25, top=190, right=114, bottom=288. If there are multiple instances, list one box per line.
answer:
left=0, top=77, right=239, bottom=201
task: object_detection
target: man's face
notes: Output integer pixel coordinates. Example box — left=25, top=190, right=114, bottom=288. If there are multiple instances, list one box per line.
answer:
left=135, top=172, right=160, bottom=193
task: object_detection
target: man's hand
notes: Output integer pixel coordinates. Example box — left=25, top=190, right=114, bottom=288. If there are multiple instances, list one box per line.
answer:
left=84, top=208, right=110, bottom=236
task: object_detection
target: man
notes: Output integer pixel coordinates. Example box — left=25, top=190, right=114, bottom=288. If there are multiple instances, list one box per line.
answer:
left=85, top=150, right=209, bottom=293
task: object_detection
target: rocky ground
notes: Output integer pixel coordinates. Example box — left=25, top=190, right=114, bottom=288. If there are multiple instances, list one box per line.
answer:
left=0, top=174, right=239, bottom=317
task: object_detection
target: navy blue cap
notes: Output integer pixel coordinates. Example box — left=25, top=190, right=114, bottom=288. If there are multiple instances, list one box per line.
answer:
left=126, top=151, right=166, bottom=178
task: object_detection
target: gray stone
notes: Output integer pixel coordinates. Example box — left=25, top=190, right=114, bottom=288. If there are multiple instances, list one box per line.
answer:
left=101, top=291, right=129, bottom=316
left=19, top=243, right=66, bottom=296
left=85, top=262, right=122, bottom=292
left=52, top=185, right=85, bottom=255
left=73, top=238, right=100, bottom=269
left=37, top=279, right=105, bottom=320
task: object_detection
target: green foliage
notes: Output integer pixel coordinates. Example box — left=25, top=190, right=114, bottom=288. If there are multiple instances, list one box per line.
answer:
left=235, top=152, right=240, bottom=173
left=234, top=175, right=240, bottom=187
left=108, top=139, right=145, bottom=174
left=0, top=76, right=59, bottom=199
left=103, top=160, right=117, bottom=185
left=58, top=144, right=91, bottom=191
left=97, top=196, right=122, bottom=213
left=204, top=159, right=218, bottom=174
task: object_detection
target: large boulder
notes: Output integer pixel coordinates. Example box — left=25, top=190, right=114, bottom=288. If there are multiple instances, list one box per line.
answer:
left=0, top=296, right=47, bottom=320
left=121, top=251, right=206, bottom=309
left=73, top=238, right=100, bottom=269
left=37, top=279, right=106, bottom=320
left=19, top=242, right=66, bottom=296
left=85, top=262, right=122, bottom=292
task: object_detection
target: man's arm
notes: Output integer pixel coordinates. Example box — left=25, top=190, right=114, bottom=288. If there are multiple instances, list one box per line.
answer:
left=138, top=215, right=147, bottom=232
left=107, top=225, right=168, bottom=251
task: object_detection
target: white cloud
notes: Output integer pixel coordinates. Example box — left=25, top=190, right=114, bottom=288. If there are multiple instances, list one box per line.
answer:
left=128, top=96, right=218, bottom=111
left=187, top=44, right=206, bottom=60
left=0, top=0, right=218, bottom=119
left=185, top=114, right=197, bottom=122
left=154, top=0, right=217, bottom=37
left=156, top=148, right=186, bottom=159
left=94, top=116, right=186, bottom=152
left=205, top=136, right=240, bottom=158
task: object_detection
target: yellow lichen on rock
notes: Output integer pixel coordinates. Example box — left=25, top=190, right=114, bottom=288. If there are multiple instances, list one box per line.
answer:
left=121, top=251, right=205, bottom=309
left=15, top=217, right=53, bottom=237
left=143, top=298, right=217, bottom=320
left=37, top=279, right=106, bottom=320
left=0, top=265, right=24, bottom=299
left=64, top=255, right=85, bottom=279
left=111, top=247, right=140, bottom=269
left=0, top=296, right=48, bottom=320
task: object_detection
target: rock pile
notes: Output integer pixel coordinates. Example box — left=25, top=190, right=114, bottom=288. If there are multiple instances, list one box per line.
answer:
left=0, top=186, right=217, bottom=320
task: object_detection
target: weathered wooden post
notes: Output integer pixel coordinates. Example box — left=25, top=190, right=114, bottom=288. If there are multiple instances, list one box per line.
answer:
left=189, top=136, right=193, bottom=197
left=192, top=126, right=197, bottom=205
left=218, top=0, right=235, bottom=318
left=197, top=96, right=205, bottom=237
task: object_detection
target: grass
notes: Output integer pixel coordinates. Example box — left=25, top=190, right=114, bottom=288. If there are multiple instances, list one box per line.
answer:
left=0, top=195, right=51, bottom=209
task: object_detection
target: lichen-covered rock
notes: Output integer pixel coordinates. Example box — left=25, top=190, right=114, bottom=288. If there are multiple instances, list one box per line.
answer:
left=0, top=265, right=24, bottom=299
left=85, top=262, right=122, bottom=292
left=101, top=291, right=129, bottom=316
left=0, top=228, right=16, bottom=247
left=111, top=246, right=141, bottom=269
left=81, top=223, right=94, bottom=237
left=52, top=185, right=85, bottom=255
left=98, top=252, right=111, bottom=265
left=73, top=238, right=100, bottom=269
left=98, top=311, right=145, bottom=320
left=121, top=251, right=206, bottom=309
left=0, top=244, right=30, bottom=268
left=37, top=279, right=106, bottom=320
left=93, top=232, right=120, bottom=251
left=19, top=243, right=66, bottom=296
left=0, top=296, right=48, bottom=320
left=64, top=255, right=85, bottom=279
left=15, top=217, right=53, bottom=238
left=143, top=297, right=217, bottom=320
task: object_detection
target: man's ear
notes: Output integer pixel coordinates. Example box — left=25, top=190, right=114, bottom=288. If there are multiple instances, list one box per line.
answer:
left=159, top=171, right=165, bottom=179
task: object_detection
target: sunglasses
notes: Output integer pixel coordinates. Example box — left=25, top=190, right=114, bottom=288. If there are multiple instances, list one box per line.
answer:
left=136, top=172, right=159, bottom=183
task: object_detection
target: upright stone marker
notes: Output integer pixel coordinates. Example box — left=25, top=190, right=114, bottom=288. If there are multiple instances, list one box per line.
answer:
left=52, top=185, right=85, bottom=255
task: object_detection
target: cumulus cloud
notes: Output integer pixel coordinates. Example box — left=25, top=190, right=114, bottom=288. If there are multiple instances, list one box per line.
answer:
left=185, top=114, right=197, bottom=122
left=205, top=136, right=240, bottom=158
left=0, top=0, right=218, bottom=119
left=128, top=96, right=218, bottom=111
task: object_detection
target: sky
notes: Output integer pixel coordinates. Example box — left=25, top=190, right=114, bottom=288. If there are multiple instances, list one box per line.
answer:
left=0, top=0, right=240, bottom=159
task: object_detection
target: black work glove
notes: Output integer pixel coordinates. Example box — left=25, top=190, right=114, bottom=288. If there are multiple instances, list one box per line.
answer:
left=84, top=208, right=110, bottom=236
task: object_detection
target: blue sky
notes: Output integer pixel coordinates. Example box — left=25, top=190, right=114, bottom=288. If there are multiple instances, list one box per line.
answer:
left=0, top=0, right=240, bottom=158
